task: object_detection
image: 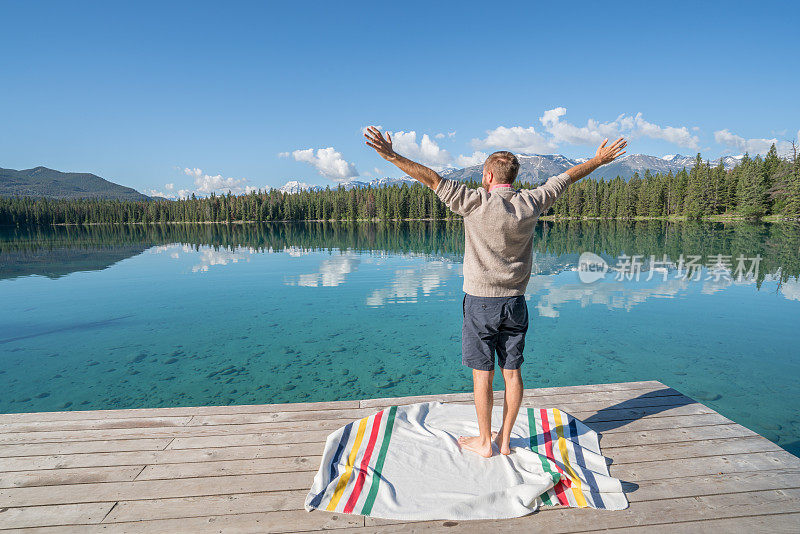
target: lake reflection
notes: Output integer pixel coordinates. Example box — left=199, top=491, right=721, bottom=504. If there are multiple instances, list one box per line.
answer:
left=1, top=221, right=798, bottom=457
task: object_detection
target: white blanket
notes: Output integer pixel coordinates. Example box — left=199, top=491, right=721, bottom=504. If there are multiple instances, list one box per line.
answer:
left=305, top=401, right=628, bottom=520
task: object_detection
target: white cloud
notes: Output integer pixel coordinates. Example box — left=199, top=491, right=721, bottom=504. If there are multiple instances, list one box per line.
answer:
left=366, top=260, right=455, bottom=306
left=164, top=183, right=174, bottom=191
left=361, top=125, right=382, bottom=135
left=631, top=113, right=699, bottom=149
left=388, top=131, right=453, bottom=170
left=456, top=151, right=488, bottom=167
left=190, top=247, right=252, bottom=273
left=291, top=147, right=359, bottom=181
left=538, top=108, right=699, bottom=149
left=145, top=188, right=176, bottom=199
left=284, top=253, right=361, bottom=287
left=435, top=131, right=457, bottom=139
left=713, top=129, right=793, bottom=156
left=182, top=168, right=259, bottom=196
left=780, top=279, right=800, bottom=302
left=471, top=125, right=557, bottom=154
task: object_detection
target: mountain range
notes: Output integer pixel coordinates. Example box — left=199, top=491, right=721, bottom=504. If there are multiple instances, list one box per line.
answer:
left=1, top=153, right=748, bottom=199
left=0, top=166, right=150, bottom=201
left=438, top=153, right=745, bottom=186
left=286, top=153, right=746, bottom=192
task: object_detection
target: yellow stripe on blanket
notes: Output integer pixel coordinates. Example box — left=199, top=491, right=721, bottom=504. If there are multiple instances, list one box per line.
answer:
left=326, top=416, right=369, bottom=511
left=553, top=408, right=589, bottom=507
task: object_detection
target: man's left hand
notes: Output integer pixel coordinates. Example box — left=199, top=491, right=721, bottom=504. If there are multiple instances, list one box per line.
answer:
left=364, top=126, right=397, bottom=161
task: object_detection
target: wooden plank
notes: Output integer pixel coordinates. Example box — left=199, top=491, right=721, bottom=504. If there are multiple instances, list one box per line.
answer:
left=0, top=427, right=765, bottom=476
left=0, top=472, right=316, bottom=507
left=358, top=380, right=666, bottom=408
left=104, top=490, right=310, bottom=523
left=77, top=469, right=800, bottom=525
left=186, top=386, right=682, bottom=428
left=0, top=438, right=172, bottom=458
left=20, top=491, right=799, bottom=533
left=0, top=404, right=718, bottom=469
left=358, top=489, right=800, bottom=533
left=42, top=445, right=796, bottom=494
left=612, top=450, right=800, bottom=482
left=608, top=513, right=800, bottom=533
left=0, top=409, right=727, bottom=472
left=619, top=468, right=800, bottom=502
left=0, top=405, right=716, bottom=450
left=165, top=420, right=754, bottom=452
left=128, top=449, right=799, bottom=485
left=3, top=447, right=798, bottom=510
left=0, top=399, right=362, bottom=424
left=603, top=435, right=783, bottom=464
left=0, top=415, right=194, bottom=434
left=0, top=502, right=116, bottom=530
left=599, top=423, right=760, bottom=448
left=0, top=381, right=663, bottom=425
left=0, top=394, right=697, bottom=446
left=0, top=465, right=144, bottom=488
left=0, top=413, right=762, bottom=476
left=136, top=456, right=321, bottom=480
left=3, top=509, right=365, bottom=533
left=0, top=386, right=682, bottom=435
left=9, top=469, right=797, bottom=528
left=0, top=443, right=325, bottom=472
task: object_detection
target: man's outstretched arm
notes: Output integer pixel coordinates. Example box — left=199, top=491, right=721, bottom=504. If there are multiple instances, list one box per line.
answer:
left=565, top=137, right=628, bottom=184
left=364, top=126, right=441, bottom=190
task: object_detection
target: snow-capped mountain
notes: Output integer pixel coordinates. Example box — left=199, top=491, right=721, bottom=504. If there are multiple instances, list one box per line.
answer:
left=363, top=176, right=417, bottom=187
left=662, top=154, right=744, bottom=169
left=336, top=176, right=417, bottom=189
left=440, top=153, right=746, bottom=185
left=278, top=180, right=324, bottom=193
left=277, top=152, right=750, bottom=193
left=277, top=176, right=417, bottom=193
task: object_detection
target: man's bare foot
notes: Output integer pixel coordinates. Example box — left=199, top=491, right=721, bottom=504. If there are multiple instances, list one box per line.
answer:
left=491, top=431, right=512, bottom=455
left=457, top=435, right=493, bottom=457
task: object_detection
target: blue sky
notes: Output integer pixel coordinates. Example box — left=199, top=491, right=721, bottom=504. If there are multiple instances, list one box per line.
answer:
left=1, top=1, right=798, bottom=197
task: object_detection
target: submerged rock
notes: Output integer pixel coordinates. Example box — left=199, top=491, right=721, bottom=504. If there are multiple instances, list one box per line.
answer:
left=693, top=390, right=722, bottom=402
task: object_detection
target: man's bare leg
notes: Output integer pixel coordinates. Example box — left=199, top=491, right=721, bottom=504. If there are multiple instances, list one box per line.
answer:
left=457, top=368, right=494, bottom=457
left=494, top=368, right=523, bottom=455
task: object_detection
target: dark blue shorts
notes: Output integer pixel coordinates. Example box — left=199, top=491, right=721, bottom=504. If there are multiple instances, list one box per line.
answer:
left=462, top=293, right=529, bottom=371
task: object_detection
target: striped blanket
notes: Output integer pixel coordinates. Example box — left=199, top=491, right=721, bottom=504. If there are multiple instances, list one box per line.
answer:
left=305, top=401, right=628, bottom=520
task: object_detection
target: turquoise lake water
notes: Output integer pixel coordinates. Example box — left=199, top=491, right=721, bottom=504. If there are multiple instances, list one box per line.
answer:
left=0, top=221, right=798, bottom=457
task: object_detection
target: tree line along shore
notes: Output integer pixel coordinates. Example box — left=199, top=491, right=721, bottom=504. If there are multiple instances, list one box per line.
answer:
left=1, top=147, right=799, bottom=226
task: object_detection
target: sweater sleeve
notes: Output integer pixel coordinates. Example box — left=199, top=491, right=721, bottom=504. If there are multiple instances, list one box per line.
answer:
left=435, top=178, right=483, bottom=218
left=524, top=172, right=572, bottom=216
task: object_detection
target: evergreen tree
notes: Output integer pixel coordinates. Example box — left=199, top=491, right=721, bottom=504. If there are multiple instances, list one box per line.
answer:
left=736, top=155, right=770, bottom=219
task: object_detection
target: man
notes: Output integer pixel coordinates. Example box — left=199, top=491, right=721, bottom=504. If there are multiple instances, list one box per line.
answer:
left=364, top=126, right=627, bottom=457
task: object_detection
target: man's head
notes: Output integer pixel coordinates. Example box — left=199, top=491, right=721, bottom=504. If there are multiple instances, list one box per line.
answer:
left=482, top=151, right=520, bottom=189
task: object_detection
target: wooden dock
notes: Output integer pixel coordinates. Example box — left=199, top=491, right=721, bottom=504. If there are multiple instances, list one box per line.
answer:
left=0, top=380, right=798, bottom=532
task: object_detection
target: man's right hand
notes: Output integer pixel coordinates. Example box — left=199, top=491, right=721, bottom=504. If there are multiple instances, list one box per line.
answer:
left=564, top=137, right=628, bottom=183
left=594, top=137, right=627, bottom=165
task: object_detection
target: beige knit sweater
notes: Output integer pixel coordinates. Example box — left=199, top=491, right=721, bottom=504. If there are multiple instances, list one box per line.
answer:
left=435, top=172, right=572, bottom=297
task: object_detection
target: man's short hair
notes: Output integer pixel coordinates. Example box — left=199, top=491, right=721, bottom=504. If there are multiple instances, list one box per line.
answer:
left=484, top=151, right=520, bottom=184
